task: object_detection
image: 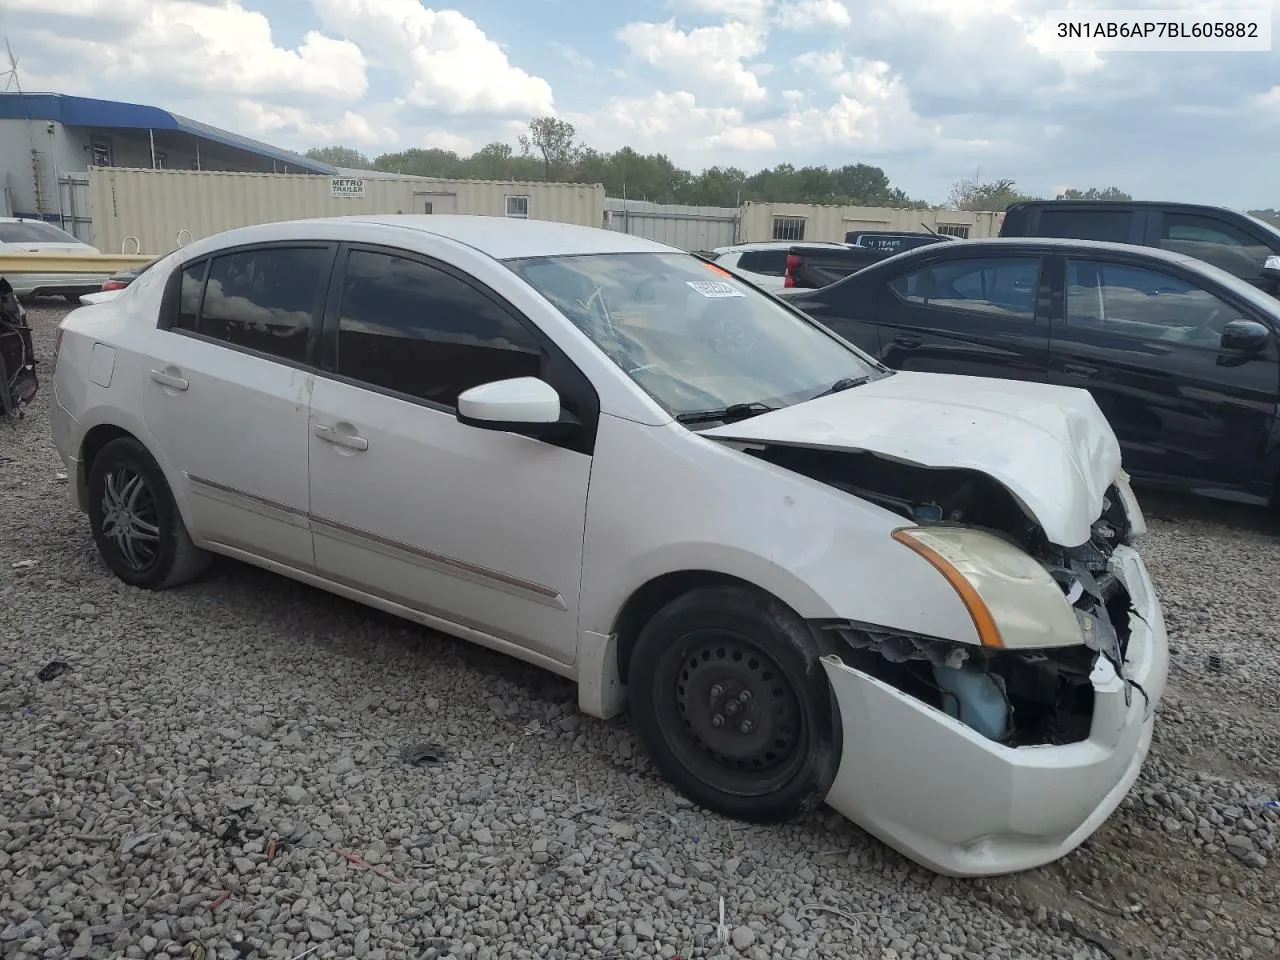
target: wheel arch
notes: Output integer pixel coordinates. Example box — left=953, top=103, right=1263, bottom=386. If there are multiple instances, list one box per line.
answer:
left=78, top=419, right=195, bottom=532
left=611, top=570, right=787, bottom=687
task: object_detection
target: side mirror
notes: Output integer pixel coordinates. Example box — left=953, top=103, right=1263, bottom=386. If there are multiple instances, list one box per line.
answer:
left=1220, top=318, right=1271, bottom=353
left=456, top=377, right=576, bottom=438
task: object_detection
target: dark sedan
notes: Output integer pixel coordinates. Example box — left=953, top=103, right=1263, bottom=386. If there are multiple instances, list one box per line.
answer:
left=782, top=236, right=1280, bottom=507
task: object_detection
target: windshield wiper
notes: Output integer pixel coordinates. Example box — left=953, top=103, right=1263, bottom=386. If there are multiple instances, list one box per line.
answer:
left=809, top=376, right=870, bottom=400
left=675, top=401, right=778, bottom=425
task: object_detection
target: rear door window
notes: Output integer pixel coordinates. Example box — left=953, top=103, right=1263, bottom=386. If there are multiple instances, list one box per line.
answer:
left=737, top=250, right=788, bottom=276
left=1037, top=208, right=1134, bottom=243
left=889, top=257, right=1041, bottom=321
left=173, top=246, right=329, bottom=363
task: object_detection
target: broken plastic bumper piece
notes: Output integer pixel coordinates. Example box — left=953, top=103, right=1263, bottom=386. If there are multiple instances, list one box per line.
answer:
left=820, top=544, right=1168, bottom=877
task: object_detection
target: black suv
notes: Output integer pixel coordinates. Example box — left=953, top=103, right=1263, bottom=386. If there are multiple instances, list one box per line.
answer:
left=1000, top=200, right=1280, bottom=294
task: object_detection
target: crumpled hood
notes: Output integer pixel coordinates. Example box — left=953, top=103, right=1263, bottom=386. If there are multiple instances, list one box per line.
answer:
left=702, top=371, right=1122, bottom=547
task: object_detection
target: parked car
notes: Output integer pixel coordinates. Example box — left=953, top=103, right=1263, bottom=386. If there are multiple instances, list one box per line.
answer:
left=781, top=243, right=889, bottom=289
left=844, top=230, right=951, bottom=253
left=0, top=217, right=109, bottom=302
left=708, top=240, right=854, bottom=291
left=0, top=275, right=38, bottom=416
left=783, top=236, right=1280, bottom=506
left=49, top=216, right=1168, bottom=877
left=1000, top=199, right=1280, bottom=295
left=80, top=257, right=161, bottom=305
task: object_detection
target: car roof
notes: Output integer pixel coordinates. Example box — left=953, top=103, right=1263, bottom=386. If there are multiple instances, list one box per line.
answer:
left=228, top=214, right=679, bottom=261
left=886, top=235, right=1205, bottom=265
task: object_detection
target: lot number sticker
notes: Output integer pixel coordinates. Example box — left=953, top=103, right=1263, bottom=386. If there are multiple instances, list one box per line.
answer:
left=686, top=280, right=745, bottom=298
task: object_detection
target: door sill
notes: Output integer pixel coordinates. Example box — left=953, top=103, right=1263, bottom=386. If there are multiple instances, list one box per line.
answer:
left=203, top=540, right=578, bottom=679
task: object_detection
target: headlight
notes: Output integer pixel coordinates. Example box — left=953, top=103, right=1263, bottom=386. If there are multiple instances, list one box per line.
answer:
left=892, top=526, right=1082, bottom=650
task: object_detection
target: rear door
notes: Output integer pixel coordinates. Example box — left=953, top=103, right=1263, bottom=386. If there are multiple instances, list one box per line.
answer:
left=873, top=252, right=1052, bottom=381
left=1046, top=253, right=1279, bottom=492
left=732, top=249, right=788, bottom=290
left=142, top=243, right=334, bottom=569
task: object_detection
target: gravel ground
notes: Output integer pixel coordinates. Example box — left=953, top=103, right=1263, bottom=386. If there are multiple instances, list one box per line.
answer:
left=2, top=300, right=1277, bottom=960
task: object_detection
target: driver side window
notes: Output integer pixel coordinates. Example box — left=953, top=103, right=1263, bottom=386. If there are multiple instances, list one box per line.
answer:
left=1065, top=259, right=1240, bottom=344
left=335, top=249, right=545, bottom=408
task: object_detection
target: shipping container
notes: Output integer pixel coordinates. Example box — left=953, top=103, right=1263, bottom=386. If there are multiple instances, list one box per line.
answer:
left=739, top=202, right=1002, bottom=244
left=603, top=198, right=740, bottom=251
left=87, top=167, right=606, bottom=255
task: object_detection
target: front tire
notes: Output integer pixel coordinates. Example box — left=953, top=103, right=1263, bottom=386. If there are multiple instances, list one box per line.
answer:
left=87, top=437, right=210, bottom=589
left=629, top=585, right=841, bottom=823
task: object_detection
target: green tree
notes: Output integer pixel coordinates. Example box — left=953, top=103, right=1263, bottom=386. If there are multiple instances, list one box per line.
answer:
left=304, top=145, right=371, bottom=169
left=306, top=117, right=934, bottom=209
left=1056, top=186, right=1133, bottom=201
left=373, top=148, right=462, bottom=178
left=518, top=116, right=582, bottom=179
left=947, top=177, right=1039, bottom=211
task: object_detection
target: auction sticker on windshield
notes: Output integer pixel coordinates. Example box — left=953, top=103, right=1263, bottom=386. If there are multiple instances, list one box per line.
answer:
left=687, top=280, right=745, bottom=298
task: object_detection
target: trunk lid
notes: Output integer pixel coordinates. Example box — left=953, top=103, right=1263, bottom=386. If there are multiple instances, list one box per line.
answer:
left=702, top=371, right=1121, bottom=547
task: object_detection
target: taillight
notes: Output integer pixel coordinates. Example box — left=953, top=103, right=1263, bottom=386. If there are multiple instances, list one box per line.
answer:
left=784, top=254, right=801, bottom=288
left=102, top=279, right=128, bottom=291
left=52, top=327, right=64, bottom=374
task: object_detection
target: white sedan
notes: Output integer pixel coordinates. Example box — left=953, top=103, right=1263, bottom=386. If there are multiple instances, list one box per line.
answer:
left=0, top=217, right=109, bottom=301
left=48, top=215, right=1168, bottom=877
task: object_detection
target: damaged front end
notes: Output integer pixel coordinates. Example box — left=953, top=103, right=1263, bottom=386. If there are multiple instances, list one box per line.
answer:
left=747, top=443, right=1145, bottom=749
left=0, top=277, right=39, bottom=419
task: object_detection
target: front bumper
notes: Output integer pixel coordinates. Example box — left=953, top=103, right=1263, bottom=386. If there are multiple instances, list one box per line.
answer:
left=821, top=544, right=1168, bottom=877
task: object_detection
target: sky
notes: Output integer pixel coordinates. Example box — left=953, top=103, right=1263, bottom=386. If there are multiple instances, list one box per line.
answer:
left=1, top=0, right=1277, bottom=207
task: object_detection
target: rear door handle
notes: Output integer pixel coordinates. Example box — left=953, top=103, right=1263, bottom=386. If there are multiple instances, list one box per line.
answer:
left=1063, top=363, right=1098, bottom=379
left=892, top=333, right=923, bottom=349
left=149, top=368, right=189, bottom=391
left=313, top=423, right=369, bottom=451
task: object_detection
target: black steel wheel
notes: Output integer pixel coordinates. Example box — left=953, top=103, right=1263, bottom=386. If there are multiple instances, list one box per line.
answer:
left=629, top=584, right=841, bottom=823
left=87, top=437, right=211, bottom=589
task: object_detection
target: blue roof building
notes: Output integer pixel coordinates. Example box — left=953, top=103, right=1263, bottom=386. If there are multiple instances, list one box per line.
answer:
left=0, top=92, right=337, bottom=238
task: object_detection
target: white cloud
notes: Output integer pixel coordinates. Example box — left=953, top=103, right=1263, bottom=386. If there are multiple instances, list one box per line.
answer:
left=666, top=0, right=774, bottom=23
left=310, top=0, right=554, bottom=116
left=616, top=19, right=768, bottom=103
left=235, top=102, right=398, bottom=149
left=5, top=0, right=367, bottom=102
left=566, top=91, right=777, bottom=156
left=775, top=0, right=851, bottom=30
left=789, top=52, right=927, bottom=145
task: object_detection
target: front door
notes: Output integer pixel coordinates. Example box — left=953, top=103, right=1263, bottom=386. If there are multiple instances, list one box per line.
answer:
left=1149, top=209, right=1278, bottom=291
left=141, top=244, right=333, bottom=569
left=306, top=245, right=592, bottom=665
left=1047, top=255, right=1280, bottom=492
left=875, top=253, right=1052, bottom=381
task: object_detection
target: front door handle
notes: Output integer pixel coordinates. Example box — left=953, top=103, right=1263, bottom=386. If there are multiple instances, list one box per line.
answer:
left=893, top=333, right=923, bottom=349
left=313, top=423, right=369, bottom=451
left=1063, top=363, right=1098, bottom=379
left=149, top=368, right=189, bottom=391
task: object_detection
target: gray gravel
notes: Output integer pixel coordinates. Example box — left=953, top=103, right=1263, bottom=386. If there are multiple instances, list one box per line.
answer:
left=2, top=300, right=1277, bottom=960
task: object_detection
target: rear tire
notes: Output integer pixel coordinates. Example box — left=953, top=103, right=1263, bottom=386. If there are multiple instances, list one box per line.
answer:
left=629, top=584, right=841, bottom=823
left=87, top=437, right=211, bottom=589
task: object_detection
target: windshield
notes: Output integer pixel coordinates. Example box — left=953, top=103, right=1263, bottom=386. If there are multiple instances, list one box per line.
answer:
left=506, top=252, right=881, bottom=420
left=0, top=221, right=81, bottom=244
